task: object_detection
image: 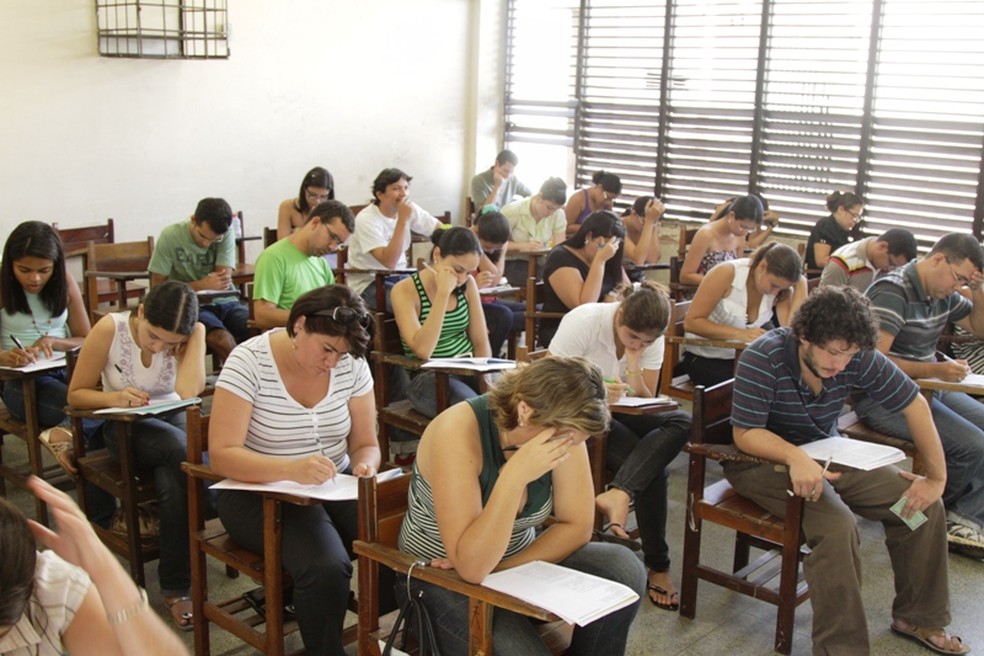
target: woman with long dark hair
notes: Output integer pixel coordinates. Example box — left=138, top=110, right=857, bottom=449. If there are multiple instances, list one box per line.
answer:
left=277, top=166, right=336, bottom=240
left=0, top=221, right=90, bottom=473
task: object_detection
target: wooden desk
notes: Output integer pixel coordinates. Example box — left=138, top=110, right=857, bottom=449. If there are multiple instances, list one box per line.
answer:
left=230, top=263, right=255, bottom=299
left=664, top=335, right=749, bottom=351
left=915, top=375, right=984, bottom=396
left=0, top=367, right=73, bottom=525
left=608, top=397, right=680, bottom=416
left=84, top=269, right=150, bottom=309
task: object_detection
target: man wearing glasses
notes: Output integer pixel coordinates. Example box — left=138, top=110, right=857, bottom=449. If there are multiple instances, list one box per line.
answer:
left=149, top=197, right=250, bottom=363
left=253, top=200, right=353, bottom=329
left=820, top=227, right=919, bottom=292
left=855, top=232, right=984, bottom=558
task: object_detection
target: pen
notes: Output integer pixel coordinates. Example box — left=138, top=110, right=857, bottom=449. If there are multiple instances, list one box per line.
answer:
left=936, top=350, right=956, bottom=364
left=9, top=335, right=36, bottom=363
left=787, top=455, right=833, bottom=497
left=604, top=377, right=636, bottom=396
left=114, top=363, right=124, bottom=374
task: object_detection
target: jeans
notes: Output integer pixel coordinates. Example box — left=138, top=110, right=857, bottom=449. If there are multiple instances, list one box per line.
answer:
left=607, top=410, right=692, bottom=572
left=406, top=371, right=481, bottom=419
left=198, top=300, right=251, bottom=344
left=405, top=542, right=645, bottom=656
left=1, top=368, right=72, bottom=427
left=361, top=275, right=407, bottom=313
left=216, top=488, right=396, bottom=656
left=102, top=412, right=190, bottom=597
left=854, top=390, right=984, bottom=529
left=482, top=299, right=526, bottom=358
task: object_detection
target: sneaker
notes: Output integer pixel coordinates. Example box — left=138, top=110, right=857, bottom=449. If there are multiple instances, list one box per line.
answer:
left=946, top=521, right=984, bottom=560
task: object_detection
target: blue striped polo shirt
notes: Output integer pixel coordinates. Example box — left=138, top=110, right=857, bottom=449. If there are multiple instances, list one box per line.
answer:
left=732, top=328, right=919, bottom=446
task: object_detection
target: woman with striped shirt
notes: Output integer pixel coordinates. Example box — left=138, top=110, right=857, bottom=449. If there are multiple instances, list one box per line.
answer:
left=392, top=226, right=491, bottom=418
left=208, top=285, right=384, bottom=656
left=397, top=356, right=645, bottom=654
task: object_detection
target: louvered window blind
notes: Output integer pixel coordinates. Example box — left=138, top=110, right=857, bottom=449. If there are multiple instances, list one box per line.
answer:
left=505, top=0, right=984, bottom=249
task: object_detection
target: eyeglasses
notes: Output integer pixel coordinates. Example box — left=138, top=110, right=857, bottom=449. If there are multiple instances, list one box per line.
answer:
left=310, top=305, right=372, bottom=329
left=845, top=207, right=863, bottom=220
left=194, top=224, right=223, bottom=244
left=947, top=261, right=973, bottom=287
left=324, top=225, right=344, bottom=246
left=305, top=190, right=331, bottom=204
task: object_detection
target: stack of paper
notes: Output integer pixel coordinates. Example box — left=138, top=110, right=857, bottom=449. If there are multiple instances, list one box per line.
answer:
left=93, top=397, right=201, bottom=416
left=611, top=395, right=673, bottom=408
left=0, top=352, right=67, bottom=374
left=481, top=560, right=639, bottom=627
left=801, top=436, right=905, bottom=471
left=211, top=468, right=403, bottom=502
left=420, top=357, right=517, bottom=372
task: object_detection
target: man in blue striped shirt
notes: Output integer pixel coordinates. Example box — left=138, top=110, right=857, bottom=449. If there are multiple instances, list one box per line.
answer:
left=853, top=233, right=984, bottom=558
left=727, top=286, right=966, bottom=655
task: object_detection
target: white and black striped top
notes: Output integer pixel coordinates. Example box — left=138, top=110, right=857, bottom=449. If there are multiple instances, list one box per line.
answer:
left=215, top=330, right=373, bottom=471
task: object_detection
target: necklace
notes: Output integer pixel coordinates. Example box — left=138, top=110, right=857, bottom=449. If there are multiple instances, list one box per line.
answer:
left=29, top=311, right=52, bottom=337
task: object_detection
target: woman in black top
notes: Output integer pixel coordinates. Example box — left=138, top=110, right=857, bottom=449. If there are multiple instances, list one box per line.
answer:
left=805, top=190, right=865, bottom=270
left=538, top=211, right=628, bottom=348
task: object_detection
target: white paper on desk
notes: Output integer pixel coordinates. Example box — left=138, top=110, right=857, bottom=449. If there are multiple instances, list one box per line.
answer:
left=420, top=357, right=517, bottom=372
left=211, top=468, right=403, bottom=502
left=0, top=352, right=67, bottom=374
left=480, top=560, right=639, bottom=627
left=800, top=436, right=905, bottom=471
left=93, top=397, right=201, bottom=416
left=478, top=284, right=519, bottom=294
left=611, top=395, right=673, bottom=408
left=921, top=372, right=984, bottom=389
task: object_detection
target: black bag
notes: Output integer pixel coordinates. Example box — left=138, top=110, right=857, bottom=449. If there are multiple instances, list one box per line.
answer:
left=383, top=565, right=442, bottom=656
left=242, top=585, right=295, bottom=621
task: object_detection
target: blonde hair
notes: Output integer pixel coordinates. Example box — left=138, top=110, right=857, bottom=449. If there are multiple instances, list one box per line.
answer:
left=488, top=356, right=610, bottom=436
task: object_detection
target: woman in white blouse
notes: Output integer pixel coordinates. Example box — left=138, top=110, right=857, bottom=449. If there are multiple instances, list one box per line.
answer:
left=209, top=285, right=384, bottom=656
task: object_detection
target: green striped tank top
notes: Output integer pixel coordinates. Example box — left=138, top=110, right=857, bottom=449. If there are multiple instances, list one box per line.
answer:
left=401, top=271, right=474, bottom=358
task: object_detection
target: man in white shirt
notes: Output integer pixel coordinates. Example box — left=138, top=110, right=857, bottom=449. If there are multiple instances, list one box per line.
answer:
left=500, top=176, right=568, bottom=286
left=346, top=168, right=443, bottom=311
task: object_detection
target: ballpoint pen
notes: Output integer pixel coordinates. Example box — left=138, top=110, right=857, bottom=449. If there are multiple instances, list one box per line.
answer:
left=9, top=335, right=36, bottom=363
left=787, top=455, right=833, bottom=497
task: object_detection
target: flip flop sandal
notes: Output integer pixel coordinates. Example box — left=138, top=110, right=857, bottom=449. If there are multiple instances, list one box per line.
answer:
left=38, top=427, right=77, bottom=476
left=891, top=622, right=970, bottom=655
left=648, top=584, right=680, bottom=612
left=165, top=596, right=194, bottom=632
left=592, top=523, right=642, bottom=551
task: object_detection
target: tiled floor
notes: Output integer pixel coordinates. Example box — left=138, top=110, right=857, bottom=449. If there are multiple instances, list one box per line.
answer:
left=3, top=437, right=982, bottom=655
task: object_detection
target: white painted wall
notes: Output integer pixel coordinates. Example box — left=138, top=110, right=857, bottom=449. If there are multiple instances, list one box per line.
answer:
left=0, top=0, right=507, bottom=259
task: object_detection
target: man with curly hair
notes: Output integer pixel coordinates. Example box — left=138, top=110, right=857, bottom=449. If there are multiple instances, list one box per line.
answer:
left=725, top=286, right=968, bottom=655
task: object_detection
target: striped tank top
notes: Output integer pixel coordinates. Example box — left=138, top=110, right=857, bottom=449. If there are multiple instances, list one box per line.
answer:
left=401, top=271, right=473, bottom=358
left=398, top=395, right=554, bottom=561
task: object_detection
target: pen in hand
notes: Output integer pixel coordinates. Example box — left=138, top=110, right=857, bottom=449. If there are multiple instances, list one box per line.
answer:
left=787, top=455, right=833, bottom=497
left=9, top=335, right=36, bottom=364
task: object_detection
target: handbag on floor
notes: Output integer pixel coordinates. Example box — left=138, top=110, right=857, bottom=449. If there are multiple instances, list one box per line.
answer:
left=383, top=562, right=442, bottom=656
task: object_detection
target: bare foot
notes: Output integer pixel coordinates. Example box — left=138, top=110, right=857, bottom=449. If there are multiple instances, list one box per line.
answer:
left=648, top=569, right=680, bottom=610
left=595, top=488, right=631, bottom=538
left=892, top=619, right=970, bottom=654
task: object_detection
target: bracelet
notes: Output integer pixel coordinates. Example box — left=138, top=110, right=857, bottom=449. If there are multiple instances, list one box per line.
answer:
left=107, top=587, right=149, bottom=625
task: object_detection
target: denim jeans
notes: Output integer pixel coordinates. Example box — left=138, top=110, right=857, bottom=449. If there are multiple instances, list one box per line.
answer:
left=1, top=368, right=72, bottom=427
left=102, top=411, right=190, bottom=597
left=481, top=299, right=526, bottom=358
left=854, top=390, right=984, bottom=529
left=607, top=410, right=693, bottom=572
left=404, top=542, right=645, bottom=656
left=361, top=275, right=407, bottom=313
left=217, top=486, right=397, bottom=656
left=407, top=371, right=481, bottom=419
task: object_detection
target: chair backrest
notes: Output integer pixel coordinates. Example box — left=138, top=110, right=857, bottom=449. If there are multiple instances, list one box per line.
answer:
left=186, top=404, right=210, bottom=466
left=263, top=226, right=279, bottom=249
left=524, top=276, right=567, bottom=352
left=690, top=379, right=734, bottom=446
left=678, top=225, right=699, bottom=260
left=659, top=299, right=691, bottom=396
left=333, top=246, right=348, bottom=285
left=357, top=473, right=412, bottom=547
left=86, top=238, right=154, bottom=273
left=54, top=218, right=115, bottom=257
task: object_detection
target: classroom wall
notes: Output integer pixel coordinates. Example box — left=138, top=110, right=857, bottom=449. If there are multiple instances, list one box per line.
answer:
left=0, top=0, right=506, bottom=257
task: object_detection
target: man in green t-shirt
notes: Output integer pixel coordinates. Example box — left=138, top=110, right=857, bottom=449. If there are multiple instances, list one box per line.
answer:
left=149, top=197, right=249, bottom=362
left=252, top=200, right=354, bottom=329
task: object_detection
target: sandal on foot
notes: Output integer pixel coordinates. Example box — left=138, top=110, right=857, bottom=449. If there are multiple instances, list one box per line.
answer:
left=647, top=584, right=680, bottom=611
left=592, top=523, right=641, bottom=551
left=891, top=622, right=970, bottom=655
left=165, top=596, right=194, bottom=632
left=38, top=427, right=77, bottom=476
